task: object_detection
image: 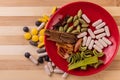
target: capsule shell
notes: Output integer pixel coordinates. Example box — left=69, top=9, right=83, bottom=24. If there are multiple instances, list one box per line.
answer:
left=94, top=28, right=104, bottom=34
left=77, top=32, right=87, bottom=38
left=102, top=37, right=112, bottom=45
left=82, top=14, right=90, bottom=23
left=54, top=68, right=64, bottom=74
left=95, top=40, right=104, bottom=49
left=37, top=22, right=45, bottom=31
left=98, top=39, right=108, bottom=47
left=92, top=19, right=102, bottom=27
left=88, top=29, right=95, bottom=38
left=38, top=52, right=47, bottom=57
left=96, top=22, right=106, bottom=29
left=62, top=72, right=69, bottom=79
left=104, top=26, right=110, bottom=37
left=86, top=36, right=92, bottom=47
left=93, top=45, right=102, bottom=52
left=82, top=36, right=87, bottom=46
left=88, top=40, right=94, bottom=50
left=96, top=33, right=106, bottom=39
left=36, top=47, right=46, bottom=53
left=47, top=62, right=54, bottom=72
left=29, top=56, right=39, bottom=65
left=44, top=65, right=51, bottom=76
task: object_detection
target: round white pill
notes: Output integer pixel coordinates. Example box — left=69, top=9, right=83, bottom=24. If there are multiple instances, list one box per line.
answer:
left=92, top=19, right=102, bottom=27
left=88, top=29, right=95, bottom=38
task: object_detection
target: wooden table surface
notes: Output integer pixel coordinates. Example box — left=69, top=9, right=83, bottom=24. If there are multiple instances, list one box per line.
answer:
left=0, top=0, right=120, bottom=80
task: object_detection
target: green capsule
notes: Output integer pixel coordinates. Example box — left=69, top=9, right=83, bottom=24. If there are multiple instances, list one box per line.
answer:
left=81, top=28, right=88, bottom=32
left=63, top=24, right=68, bottom=32
left=73, top=20, right=79, bottom=27
left=66, top=26, right=73, bottom=33
left=59, top=26, right=64, bottom=32
left=71, top=30, right=79, bottom=34
left=67, top=16, right=73, bottom=23
left=82, top=24, right=89, bottom=27
left=77, top=9, right=82, bottom=18
left=73, top=15, right=78, bottom=22
left=79, top=18, right=86, bottom=24
left=76, top=25, right=81, bottom=32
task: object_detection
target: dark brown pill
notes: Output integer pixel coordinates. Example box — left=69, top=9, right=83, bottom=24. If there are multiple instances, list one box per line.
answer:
left=24, top=52, right=31, bottom=58
left=23, top=26, right=29, bottom=32
left=29, top=40, right=38, bottom=46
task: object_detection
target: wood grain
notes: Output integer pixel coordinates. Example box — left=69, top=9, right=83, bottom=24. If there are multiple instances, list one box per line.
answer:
left=0, top=0, right=119, bottom=80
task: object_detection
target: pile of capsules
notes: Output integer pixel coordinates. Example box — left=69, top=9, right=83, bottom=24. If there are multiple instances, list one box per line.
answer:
left=23, top=7, right=69, bottom=79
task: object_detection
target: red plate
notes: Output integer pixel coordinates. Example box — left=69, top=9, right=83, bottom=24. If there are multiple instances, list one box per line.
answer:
left=45, top=2, right=120, bottom=76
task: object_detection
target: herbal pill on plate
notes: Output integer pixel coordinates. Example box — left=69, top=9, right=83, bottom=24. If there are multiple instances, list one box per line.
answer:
left=24, top=32, right=31, bottom=40
left=94, top=28, right=104, bottom=34
left=47, top=62, right=53, bottom=72
left=96, top=22, right=106, bottom=29
left=86, top=36, right=92, bottom=47
left=77, top=32, right=87, bottom=38
left=82, top=36, right=87, bottom=46
left=93, top=45, right=102, bottom=52
left=98, top=39, right=108, bottom=47
left=92, top=19, right=102, bottom=27
left=88, top=40, right=94, bottom=50
left=23, top=26, right=29, bottom=32
left=81, top=14, right=90, bottom=23
left=96, top=33, right=106, bottom=39
left=102, top=37, right=112, bottom=45
left=44, top=65, right=51, bottom=76
left=88, top=29, right=95, bottom=38
left=24, top=52, right=38, bottom=65
left=104, top=26, right=110, bottom=37
left=95, top=40, right=104, bottom=49
left=32, top=35, right=39, bottom=42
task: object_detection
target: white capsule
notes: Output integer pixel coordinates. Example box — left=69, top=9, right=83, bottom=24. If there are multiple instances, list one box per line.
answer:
left=88, top=40, right=94, bottom=50
left=38, top=52, right=47, bottom=57
left=51, top=62, right=55, bottom=67
left=62, top=72, right=69, bottom=79
left=92, top=19, right=102, bottom=27
left=54, top=68, right=64, bottom=74
left=88, top=29, right=95, bottom=38
left=102, top=37, right=112, bottom=45
left=44, top=65, right=51, bottom=76
left=95, top=40, right=104, bottom=49
left=86, top=36, right=92, bottom=47
left=47, top=62, right=54, bottom=72
left=82, top=36, right=87, bottom=46
left=96, top=22, right=106, bottom=29
left=96, top=33, right=106, bottom=39
left=29, top=56, right=38, bottom=65
left=82, top=14, right=91, bottom=23
left=37, top=22, right=45, bottom=31
left=98, top=39, right=108, bottom=47
left=93, top=45, right=102, bottom=52
left=104, top=26, right=110, bottom=37
left=94, top=28, right=105, bottom=34
left=77, top=32, right=87, bottom=38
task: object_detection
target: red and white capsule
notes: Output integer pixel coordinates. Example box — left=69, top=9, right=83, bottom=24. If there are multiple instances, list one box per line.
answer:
left=92, top=19, right=102, bottom=27
left=82, top=14, right=91, bottom=23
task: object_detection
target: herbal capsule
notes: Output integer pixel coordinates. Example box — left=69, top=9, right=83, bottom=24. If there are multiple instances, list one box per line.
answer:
left=77, top=9, right=82, bottom=18
left=62, top=72, right=69, bottom=79
left=86, top=36, right=92, bottom=47
left=102, top=37, right=112, bottom=45
left=82, top=36, right=87, bottom=46
left=67, top=16, right=73, bottom=23
left=92, top=19, right=102, bottom=27
left=66, top=26, right=73, bottom=33
left=23, top=26, right=29, bottom=32
left=94, top=28, right=104, bottom=34
left=81, top=24, right=89, bottom=27
left=104, top=26, right=110, bottom=37
left=54, top=68, right=64, bottom=74
left=63, top=24, right=68, bottom=32
left=82, top=14, right=90, bottom=23
left=24, top=52, right=38, bottom=65
left=88, top=40, right=94, bottom=50
left=96, top=33, right=106, bottom=39
left=31, top=28, right=38, bottom=35
left=98, top=39, right=108, bottom=47
left=44, top=65, right=51, bottom=76
left=73, top=20, right=79, bottom=27
left=24, top=32, right=31, bottom=40
left=38, top=52, right=47, bottom=57
left=35, top=21, right=42, bottom=27
left=36, top=47, right=46, bottom=53
left=77, top=32, right=87, bottom=38
left=93, top=45, right=102, bottom=52
left=47, top=62, right=53, bottom=72
left=37, top=22, right=45, bottom=31
left=29, top=40, right=38, bottom=46
left=73, top=15, right=78, bottom=22
left=95, top=40, right=104, bottom=49
left=88, top=29, right=95, bottom=38
left=96, top=22, right=106, bottom=29
left=32, top=35, right=39, bottom=42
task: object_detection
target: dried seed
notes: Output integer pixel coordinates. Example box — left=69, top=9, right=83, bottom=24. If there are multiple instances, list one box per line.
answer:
left=81, top=24, right=89, bottom=27
left=76, top=25, right=81, bottom=32
left=73, top=20, right=79, bottom=27
left=63, top=24, right=68, bottom=32
left=73, top=15, right=78, bottom=22
left=71, top=30, right=79, bottom=34
left=67, top=16, right=73, bottom=23
left=59, top=26, right=64, bottom=32
left=77, top=9, right=82, bottom=18
left=81, top=28, right=88, bottom=32
left=66, top=26, right=73, bottom=33
left=79, top=18, right=86, bottom=24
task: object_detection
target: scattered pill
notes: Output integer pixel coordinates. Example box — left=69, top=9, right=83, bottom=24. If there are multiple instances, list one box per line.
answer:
left=36, top=47, right=46, bottom=53
left=29, top=40, right=38, bottom=46
left=24, top=52, right=38, bottom=65
left=32, top=35, right=39, bottom=42
left=94, top=28, right=104, bottom=34
left=39, top=36, right=44, bottom=43
left=24, top=32, right=31, bottom=40
left=44, top=65, right=51, bottom=76
left=104, top=26, right=110, bottom=37
left=51, top=62, right=55, bottom=67
left=38, top=18, right=47, bottom=22
left=77, top=32, right=87, bottom=38
left=92, top=19, right=102, bottom=27
left=93, top=45, right=102, bottom=52
left=98, top=39, right=108, bottom=47
left=38, top=52, right=47, bottom=57
left=96, top=33, right=106, bottom=39
left=82, top=36, right=87, bottom=46
left=62, top=72, right=69, bottom=79
left=31, top=28, right=38, bottom=35
left=47, top=62, right=54, bottom=72
left=38, top=42, right=44, bottom=48
left=54, top=68, right=64, bottom=74
left=96, top=22, right=106, bottom=29
left=51, top=7, right=57, bottom=15
left=44, top=55, right=50, bottom=62
left=82, top=14, right=90, bottom=23
left=88, top=29, right=95, bottom=38
left=102, top=37, right=112, bottom=45
left=37, top=22, right=45, bottom=31
left=86, top=36, right=92, bottom=47
left=37, top=57, right=44, bottom=63
left=35, top=21, right=42, bottom=27
left=43, top=15, right=49, bottom=21
left=23, top=26, right=29, bottom=32
left=88, top=40, right=94, bottom=50
left=95, top=40, right=104, bottom=49
left=39, top=29, right=45, bottom=36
